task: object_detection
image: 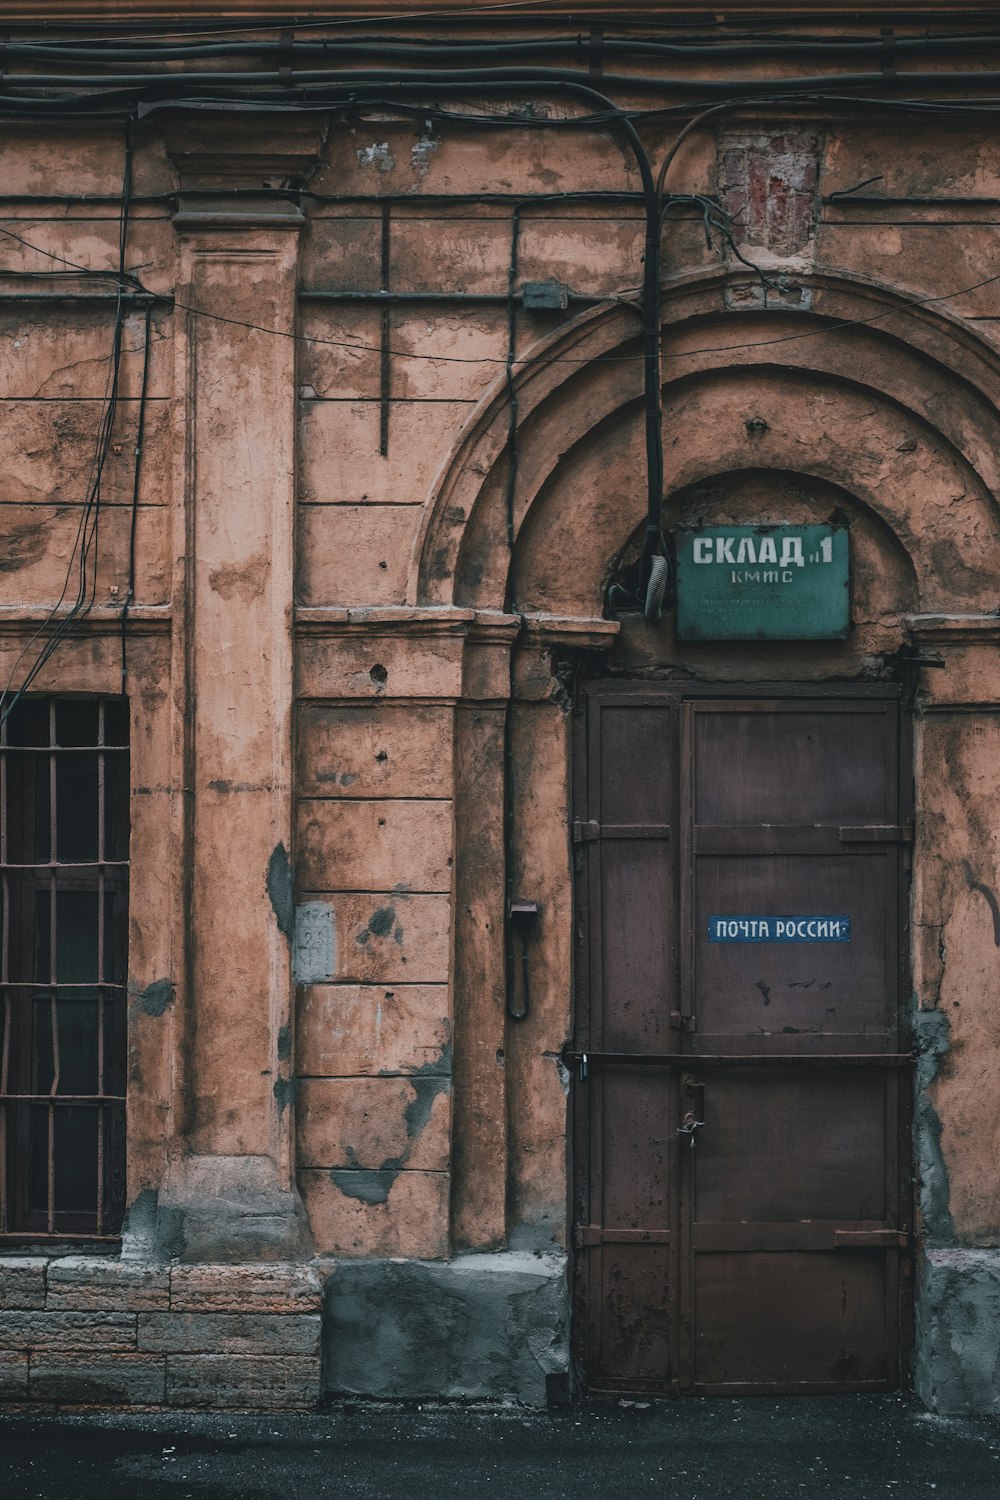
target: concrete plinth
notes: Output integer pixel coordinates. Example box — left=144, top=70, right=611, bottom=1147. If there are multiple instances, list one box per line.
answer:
left=122, top=1158, right=311, bottom=1264
left=322, top=1252, right=569, bottom=1405
left=915, top=1248, right=1000, bottom=1414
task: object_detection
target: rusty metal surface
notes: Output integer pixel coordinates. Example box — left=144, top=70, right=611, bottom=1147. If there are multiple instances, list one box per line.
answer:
left=572, top=683, right=910, bottom=1395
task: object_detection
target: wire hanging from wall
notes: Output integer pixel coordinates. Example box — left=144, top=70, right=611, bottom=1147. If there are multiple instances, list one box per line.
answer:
left=0, top=124, right=139, bottom=731
left=120, top=299, right=151, bottom=697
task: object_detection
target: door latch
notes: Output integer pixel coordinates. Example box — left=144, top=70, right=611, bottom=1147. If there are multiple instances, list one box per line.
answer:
left=678, top=1073, right=706, bottom=1148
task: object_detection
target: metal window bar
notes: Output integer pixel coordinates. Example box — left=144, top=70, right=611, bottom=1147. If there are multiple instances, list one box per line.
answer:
left=0, top=696, right=128, bottom=1241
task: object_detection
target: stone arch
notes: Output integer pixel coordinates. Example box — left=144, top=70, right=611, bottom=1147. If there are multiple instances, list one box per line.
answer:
left=411, top=269, right=1000, bottom=618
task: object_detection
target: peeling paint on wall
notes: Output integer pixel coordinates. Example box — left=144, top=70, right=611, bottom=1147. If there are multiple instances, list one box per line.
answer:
left=121, top=1187, right=187, bottom=1262
left=266, top=843, right=295, bottom=939
left=130, top=977, right=174, bottom=1018
left=273, top=1077, right=296, bottom=1112
left=403, top=1073, right=451, bottom=1139
left=356, top=142, right=396, bottom=174
left=961, top=859, right=1000, bottom=947
left=914, top=1007, right=956, bottom=1243
left=357, top=905, right=396, bottom=947
left=410, top=122, right=439, bottom=181
left=329, top=1168, right=396, bottom=1205
left=328, top=1045, right=452, bottom=1203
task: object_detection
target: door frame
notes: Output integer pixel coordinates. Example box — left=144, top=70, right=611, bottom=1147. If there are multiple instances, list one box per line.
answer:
left=569, top=678, right=914, bottom=1396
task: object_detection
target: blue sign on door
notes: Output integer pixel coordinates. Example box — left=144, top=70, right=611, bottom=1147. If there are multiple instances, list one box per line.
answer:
left=708, top=916, right=851, bottom=943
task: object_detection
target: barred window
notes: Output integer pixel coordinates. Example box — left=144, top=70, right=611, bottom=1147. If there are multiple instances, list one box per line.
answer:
left=0, top=698, right=128, bottom=1240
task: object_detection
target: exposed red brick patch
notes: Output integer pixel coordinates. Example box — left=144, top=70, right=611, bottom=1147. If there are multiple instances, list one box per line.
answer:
left=722, top=131, right=821, bottom=257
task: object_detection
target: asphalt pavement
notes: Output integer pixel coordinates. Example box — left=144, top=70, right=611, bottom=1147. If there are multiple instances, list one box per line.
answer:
left=2, top=1394, right=1000, bottom=1500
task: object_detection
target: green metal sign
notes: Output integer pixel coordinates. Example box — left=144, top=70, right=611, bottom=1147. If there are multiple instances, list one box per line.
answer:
left=674, top=524, right=850, bottom=641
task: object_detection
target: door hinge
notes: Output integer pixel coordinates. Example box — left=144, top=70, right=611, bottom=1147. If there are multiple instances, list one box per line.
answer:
left=574, top=1225, right=603, bottom=1248
left=837, top=824, right=913, bottom=844
left=833, top=1228, right=911, bottom=1249
left=572, top=820, right=600, bottom=845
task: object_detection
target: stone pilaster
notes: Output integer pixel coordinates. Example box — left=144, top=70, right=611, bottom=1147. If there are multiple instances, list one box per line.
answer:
left=130, top=120, right=322, bottom=1262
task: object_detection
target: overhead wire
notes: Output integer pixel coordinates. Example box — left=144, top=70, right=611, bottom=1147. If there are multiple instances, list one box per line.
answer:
left=13, top=33, right=1000, bottom=65
left=3, top=216, right=1000, bottom=369
left=0, top=9, right=960, bottom=51
left=13, top=66, right=1000, bottom=99
left=118, top=111, right=150, bottom=698
left=0, top=133, right=134, bottom=731
left=0, top=56, right=999, bottom=718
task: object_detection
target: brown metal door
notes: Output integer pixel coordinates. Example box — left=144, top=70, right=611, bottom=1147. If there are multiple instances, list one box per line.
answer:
left=571, top=683, right=911, bottom=1395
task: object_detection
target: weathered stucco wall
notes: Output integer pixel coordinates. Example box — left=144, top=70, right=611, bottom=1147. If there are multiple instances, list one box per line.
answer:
left=2, top=26, right=1000, bottom=1408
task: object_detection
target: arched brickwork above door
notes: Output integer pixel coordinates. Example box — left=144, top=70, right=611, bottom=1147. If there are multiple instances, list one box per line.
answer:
left=411, top=269, right=1000, bottom=623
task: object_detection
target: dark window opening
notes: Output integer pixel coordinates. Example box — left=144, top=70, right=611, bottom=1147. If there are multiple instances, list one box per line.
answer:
left=0, top=697, right=128, bottom=1239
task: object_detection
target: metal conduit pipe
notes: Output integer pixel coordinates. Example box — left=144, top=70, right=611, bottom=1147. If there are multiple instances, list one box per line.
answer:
left=4, top=65, right=1000, bottom=583
left=10, top=67, right=1000, bottom=93
left=10, top=32, right=1000, bottom=63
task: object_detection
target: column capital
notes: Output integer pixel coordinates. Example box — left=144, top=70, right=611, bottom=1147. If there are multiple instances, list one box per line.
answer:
left=161, top=110, right=325, bottom=225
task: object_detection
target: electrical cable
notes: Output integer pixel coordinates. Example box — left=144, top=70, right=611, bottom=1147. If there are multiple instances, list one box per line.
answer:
left=119, top=297, right=151, bottom=696
left=35, top=10, right=1000, bottom=42
left=12, top=24, right=1000, bottom=63
left=0, top=132, right=134, bottom=732
left=502, top=201, right=526, bottom=1022
left=7, top=79, right=1000, bottom=123
left=0, top=65, right=998, bottom=718
left=11, top=62, right=1000, bottom=102
left=0, top=9, right=944, bottom=52
left=118, top=114, right=150, bottom=701
left=504, top=203, right=521, bottom=563
left=2, top=66, right=1000, bottom=95
left=13, top=32, right=1000, bottom=65
left=5, top=214, right=1000, bottom=372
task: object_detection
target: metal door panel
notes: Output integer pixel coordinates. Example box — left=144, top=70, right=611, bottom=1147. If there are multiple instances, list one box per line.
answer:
left=694, top=854, right=895, bottom=1041
left=599, top=706, right=672, bottom=825
left=579, top=1063, right=676, bottom=1388
left=692, top=1068, right=889, bottom=1223
left=693, top=1249, right=891, bottom=1388
left=596, top=1067, right=672, bottom=1229
left=599, top=840, right=672, bottom=1050
left=592, top=1244, right=673, bottom=1386
left=571, top=682, right=910, bottom=1396
left=692, top=704, right=894, bottom=826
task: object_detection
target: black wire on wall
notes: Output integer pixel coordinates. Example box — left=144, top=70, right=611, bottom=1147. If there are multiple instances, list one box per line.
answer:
left=0, top=129, right=143, bottom=731
left=3, top=37, right=1000, bottom=1014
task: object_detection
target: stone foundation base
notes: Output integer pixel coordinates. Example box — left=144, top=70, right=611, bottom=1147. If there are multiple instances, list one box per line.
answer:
left=322, top=1251, right=570, bottom=1405
left=0, top=1258, right=321, bottom=1409
left=915, top=1247, right=1000, bottom=1414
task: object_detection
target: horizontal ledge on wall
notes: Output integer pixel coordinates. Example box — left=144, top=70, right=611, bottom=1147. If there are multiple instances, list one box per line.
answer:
left=0, top=605, right=171, bottom=637
left=293, top=606, right=616, bottom=647
left=906, top=612, right=1000, bottom=643
left=919, top=703, right=1000, bottom=716
left=295, top=605, right=479, bottom=640
left=294, top=606, right=522, bottom=641
left=519, top=613, right=620, bottom=649
left=173, top=210, right=307, bottom=231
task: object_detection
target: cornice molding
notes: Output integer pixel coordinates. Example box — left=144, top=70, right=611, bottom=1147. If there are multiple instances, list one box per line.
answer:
left=294, top=605, right=474, bottom=639
left=0, top=605, right=171, bottom=637
left=293, top=605, right=619, bottom=649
